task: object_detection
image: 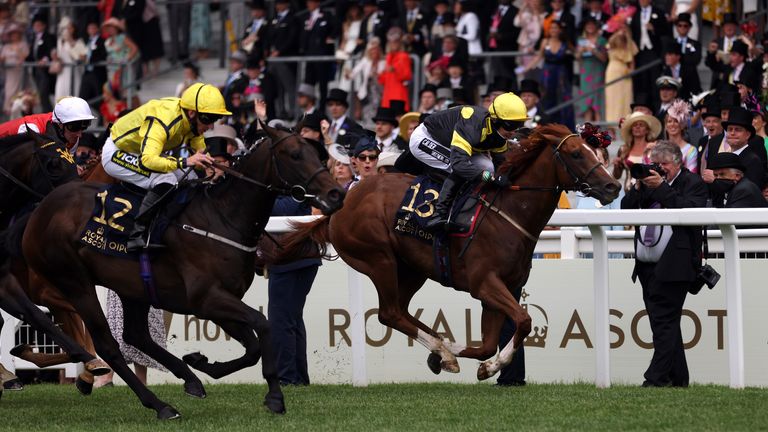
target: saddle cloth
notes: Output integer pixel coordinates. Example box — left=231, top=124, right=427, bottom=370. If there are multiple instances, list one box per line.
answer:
left=80, top=183, right=145, bottom=258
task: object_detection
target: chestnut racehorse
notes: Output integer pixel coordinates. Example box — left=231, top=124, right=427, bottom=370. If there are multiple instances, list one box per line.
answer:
left=278, top=124, right=620, bottom=379
left=22, top=124, right=345, bottom=419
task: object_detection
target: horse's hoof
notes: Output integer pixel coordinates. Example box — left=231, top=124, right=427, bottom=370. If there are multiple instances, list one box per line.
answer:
left=75, top=376, right=93, bottom=396
left=442, top=359, right=460, bottom=373
left=3, top=379, right=23, bottom=391
left=85, top=359, right=111, bottom=376
left=183, top=352, right=208, bottom=369
left=427, top=353, right=442, bottom=375
left=157, top=406, right=182, bottom=420
left=184, top=380, right=207, bottom=399
left=263, top=392, right=286, bottom=415
left=9, top=344, right=31, bottom=358
left=477, top=362, right=493, bottom=381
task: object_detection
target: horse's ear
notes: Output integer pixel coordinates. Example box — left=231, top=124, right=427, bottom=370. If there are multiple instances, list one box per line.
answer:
left=259, top=119, right=276, bottom=138
left=24, top=123, right=48, bottom=146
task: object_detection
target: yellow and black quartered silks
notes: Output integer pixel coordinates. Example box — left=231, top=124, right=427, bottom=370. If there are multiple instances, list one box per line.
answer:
left=110, top=98, right=205, bottom=173
left=422, top=105, right=508, bottom=156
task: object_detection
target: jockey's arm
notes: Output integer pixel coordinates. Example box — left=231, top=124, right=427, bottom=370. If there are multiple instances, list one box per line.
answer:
left=448, top=146, right=482, bottom=181
left=139, top=119, right=183, bottom=173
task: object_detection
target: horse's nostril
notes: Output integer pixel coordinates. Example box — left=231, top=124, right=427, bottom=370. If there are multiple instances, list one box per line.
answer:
left=327, top=188, right=343, bottom=203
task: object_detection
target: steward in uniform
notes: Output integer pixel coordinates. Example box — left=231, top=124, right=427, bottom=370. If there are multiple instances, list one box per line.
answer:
left=409, top=92, right=529, bottom=231
left=101, top=83, right=231, bottom=250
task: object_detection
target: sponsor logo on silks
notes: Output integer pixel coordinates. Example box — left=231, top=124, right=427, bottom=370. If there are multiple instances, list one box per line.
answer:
left=418, top=138, right=450, bottom=164
left=56, top=148, right=75, bottom=164
left=111, top=150, right=151, bottom=177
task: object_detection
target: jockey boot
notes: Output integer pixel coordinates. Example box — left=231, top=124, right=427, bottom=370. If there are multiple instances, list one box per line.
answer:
left=424, top=175, right=461, bottom=232
left=126, top=183, right=175, bottom=251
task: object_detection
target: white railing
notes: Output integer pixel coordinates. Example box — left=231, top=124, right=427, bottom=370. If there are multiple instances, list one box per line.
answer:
left=266, top=208, right=768, bottom=389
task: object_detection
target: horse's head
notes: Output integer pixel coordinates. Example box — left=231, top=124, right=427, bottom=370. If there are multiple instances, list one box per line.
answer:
left=258, top=122, right=345, bottom=215
left=531, top=124, right=620, bottom=204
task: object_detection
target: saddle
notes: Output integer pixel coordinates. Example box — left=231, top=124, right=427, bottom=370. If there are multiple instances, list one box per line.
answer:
left=79, top=183, right=195, bottom=259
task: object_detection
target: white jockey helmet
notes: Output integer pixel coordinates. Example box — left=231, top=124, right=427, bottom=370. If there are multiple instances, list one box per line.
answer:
left=52, top=97, right=96, bottom=125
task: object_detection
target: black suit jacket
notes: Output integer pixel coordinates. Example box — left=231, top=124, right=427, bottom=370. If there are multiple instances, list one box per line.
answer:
left=83, top=35, right=107, bottom=82
left=489, top=4, right=519, bottom=52
left=737, top=147, right=767, bottom=188
left=267, top=10, right=300, bottom=56
left=677, top=37, right=702, bottom=68
left=630, top=6, right=669, bottom=55
left=27, top=31, right=56, bottom=62
left=398, top=8, right=430, bottom=56
left=715, top=178, right=767, bottom=208
left=358, top=11, right=390, bottom=53
left=622, top=168, right=708, bottom=283
left=300, top=10, right=337, bottom=55
left=242, top=18, right=269, bottom=57
left=660, top=64, right=701, bottom=101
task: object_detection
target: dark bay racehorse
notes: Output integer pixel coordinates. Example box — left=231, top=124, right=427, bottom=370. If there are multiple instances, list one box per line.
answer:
left=0, top=132, right=111, bottom=393
left=22, top=124, right=345, bottom=419
left=279, top=124, right=620, bottom=379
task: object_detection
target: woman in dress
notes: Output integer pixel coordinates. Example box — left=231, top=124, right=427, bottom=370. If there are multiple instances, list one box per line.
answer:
left=524, top=20, right=574, bottom=131
left=189, top=1, right=211, bottom=60
left=575, top=17, right=607, bottom=122
left=348, top=37, right=385, bottom=123
left=0, top=22, right=28, bottom=116
left=665, top=99, right=698, bottom=173
left=336, top=4, right=362, bottom=93
left=513, top=0, right=544, bottom=80
left=53, top=17, right=88, bottom=101
left=613, top=111, right=662, bottom=191
left=378, top=27, right=412, bottom=111
left=604, top=23, right=638, bottom=124
left=102, top=17, right=138, bottom=94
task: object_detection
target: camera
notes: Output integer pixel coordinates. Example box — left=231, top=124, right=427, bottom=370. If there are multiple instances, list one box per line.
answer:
left=630, top=163, right=666, bottom=179
left=689, top=264, right=721, bottom=295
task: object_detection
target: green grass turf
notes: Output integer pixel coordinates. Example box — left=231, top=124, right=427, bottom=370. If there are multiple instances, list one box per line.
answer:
left=2, top=382, right=766, bottom=431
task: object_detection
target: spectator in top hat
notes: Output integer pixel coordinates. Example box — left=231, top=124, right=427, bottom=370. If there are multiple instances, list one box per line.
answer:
left=519, top=79, right=551, bottom=128
left=671, top=3, right=699, bottom=41
left=325, top=88, right=362, bottom=143
left=706, top=38, right=752, bottom=91
left=297, top=110, right=326, bottom=144
left=708, top=152, right=767, bottom=208
left=296, top=83, right=318, bottom=121
left=697, top=99, right=723, bottom=178
left=399, top=0, right=429, bottom=56
left=242, top=0, right=268, bottom=58
left=661, top=40, right=701, bottom=102
left=441, top=56, right=475, bottom=105
left=222, top=50, right=249, bottom=112
left=429, top=0, right=454, bottom=57
left=389, top=100, right=407, bottom=120
left=719, top=89, right=741, bottom=121
left=630, top=0, right=670, bottom=104
left=710, top=13, right=740, bottom=54
left=79, top=19, right=107, bottom=105
left=719, top=106, right=766, bottom=188
left=372, top=106, right=407, bottom=154
left=734, top=67, right=761, bottom=110
left=27, top=12, right=56, bottom=112
left=418, top=84, right=438, bottom=114
left=301, top=0, right=337, bottom=108
left=357, top=0, right=390, bottom=54
left=203, top=136, right=234, bottom=182
left=672, top=13, right=701, bottom=70
left=631, top=93, right=655, bottom=116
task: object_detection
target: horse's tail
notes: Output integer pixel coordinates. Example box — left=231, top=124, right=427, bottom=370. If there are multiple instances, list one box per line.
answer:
left=271, top=216, right=333, bottom=263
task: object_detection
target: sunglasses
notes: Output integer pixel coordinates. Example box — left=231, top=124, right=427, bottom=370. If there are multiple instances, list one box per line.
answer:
left=63, top=120, right=91, bottom=132
left=356, top=154, right=378, bottom=162
left=198, top=113, right=223, bottom=125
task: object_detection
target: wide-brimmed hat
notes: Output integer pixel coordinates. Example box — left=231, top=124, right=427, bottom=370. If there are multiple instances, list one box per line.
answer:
left=722, top=107, right=756, bottom=136
left=204, top=123, right=242, bottom=150
left=101, top=17, right=125, bottom=32
left=519, top=79, right=541, bottom=98
left=708, top=152, right=745, bottom=172
left=398, top=111, right=421, bottom=138
left=372, top=107, right=398, bottom=125
left=621, top=111, right=662, bottom=143
left=328, top=143, right=351, bottom=165
left=326, top=88, right=349, bottom=107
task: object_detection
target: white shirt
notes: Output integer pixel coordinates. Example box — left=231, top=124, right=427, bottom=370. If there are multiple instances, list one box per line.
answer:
left=639, top=6, right=653, bottom=51
left=329, top=114, right=347, bottom=142
left=525, top=106, right=539, bottom=128
left=456, top=12, right=482, bottom=54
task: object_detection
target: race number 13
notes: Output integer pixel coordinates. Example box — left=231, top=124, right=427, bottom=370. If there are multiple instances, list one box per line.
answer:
left=401, top=183, right=439, bottom=217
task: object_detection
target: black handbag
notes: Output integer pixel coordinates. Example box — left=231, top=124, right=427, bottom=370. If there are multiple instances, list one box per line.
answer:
left=689, top=228, right=721, bottom=295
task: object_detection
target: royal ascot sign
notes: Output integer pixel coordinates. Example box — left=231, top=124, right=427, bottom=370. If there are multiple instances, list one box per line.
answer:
left=149, top=259, right=768, bottom=386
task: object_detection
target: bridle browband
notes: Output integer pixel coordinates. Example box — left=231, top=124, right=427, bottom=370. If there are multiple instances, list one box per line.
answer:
left=210, top=132, right=327, bottom=202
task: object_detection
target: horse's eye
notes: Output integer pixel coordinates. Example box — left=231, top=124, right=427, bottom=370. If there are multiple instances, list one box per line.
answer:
left=571, top=151, right=582, bottom=159
left=290, top=151, right=302, bottom=160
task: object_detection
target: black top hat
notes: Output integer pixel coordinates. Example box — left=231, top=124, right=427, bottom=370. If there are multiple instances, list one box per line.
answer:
left=735, top=67, right=760, bottom=93
left=78, top=132, right=103, bottom=152
left=419, top=84, right=438, bottom=97
left=730, top=39, right=749, bottom=57
left=708, top=152, right=746, bottom=172
left=205, top=137, right=234, bottom=160
left=389, top=100, right=406, bottom=117
left=719, top=91, right=741, bottom=110
left=326, top=88, right=349, bottom=106
left=488, top=77, right=512, bottom=94
left=662, top=38, right=682, bottom=55
left=447, top=56, right=464, bottom=69
left=675, top=13, right=693, bottom=25
left=248, top=0, right=267, bottom=9
left=372, top=107, right=398, bottom=125
left=630, top=93, right=654, bottom=110
left=31, top=12, right=48, bottom=24
left=299, top=111, right=324, bottom=132
left=722, top=13, right=738, bottom=26
left=701, top=101, right=721, bottom=119
left=360, top=0, right=378, bottom=6
left=722, top=107, right=756, bottom=136
left=519, top=79, right=541, bottom=98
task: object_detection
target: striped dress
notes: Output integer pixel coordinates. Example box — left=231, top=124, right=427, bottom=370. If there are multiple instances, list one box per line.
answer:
left=680, top=143, right=699, bottom=174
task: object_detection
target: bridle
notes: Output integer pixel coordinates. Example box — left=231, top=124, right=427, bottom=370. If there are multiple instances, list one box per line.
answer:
left=550, top=133, right=604, bottom=195
left=210, top=132, right=327, bottom=203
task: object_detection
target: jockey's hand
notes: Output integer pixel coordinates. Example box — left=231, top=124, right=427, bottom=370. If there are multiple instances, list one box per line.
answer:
left=483, top=171, right=509, bottom=187
left=187, top=151, right=214, bottom=169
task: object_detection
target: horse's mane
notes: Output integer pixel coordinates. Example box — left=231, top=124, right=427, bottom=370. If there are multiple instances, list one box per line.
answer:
left=0, top=133, right=37, bottom=155
left=498, top=124, right=573, bottom=180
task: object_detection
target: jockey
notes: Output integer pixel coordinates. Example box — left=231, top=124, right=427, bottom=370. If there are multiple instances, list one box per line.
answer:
left=101, top=82, right=231, bottom=250
left=410, top=92, right=529, bottom=231
left=0, top=96, right=95, bottom=153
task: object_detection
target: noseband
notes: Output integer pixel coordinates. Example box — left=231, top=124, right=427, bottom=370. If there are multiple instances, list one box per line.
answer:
left=552, top=133, right=603, bottom=195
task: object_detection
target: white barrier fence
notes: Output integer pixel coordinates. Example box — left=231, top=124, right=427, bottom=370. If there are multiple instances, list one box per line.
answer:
left=2, top=209, right=767, bottom=387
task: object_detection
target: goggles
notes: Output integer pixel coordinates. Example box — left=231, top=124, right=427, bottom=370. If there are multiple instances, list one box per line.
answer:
left=63, top=120, right=91, bottom=132
left=198, top=113, right=223, bottom=125
left=495, top=119, right=523, bottom=131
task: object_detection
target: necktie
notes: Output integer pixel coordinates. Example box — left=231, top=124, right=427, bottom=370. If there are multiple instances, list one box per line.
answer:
left=678, top=38, right=685, bottom=53
left=726, top=38, right=732, bottom=52
left=643, top=202, right=661, bottom=244
left=330, top=121, right=337, bottom=137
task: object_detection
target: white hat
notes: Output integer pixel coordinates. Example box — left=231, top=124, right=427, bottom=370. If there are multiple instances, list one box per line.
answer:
left=377, top=151, right=400, bottom=168
left=52, top=97, right=95, bottom=124
left=328, top=143, right=350, bottom=165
